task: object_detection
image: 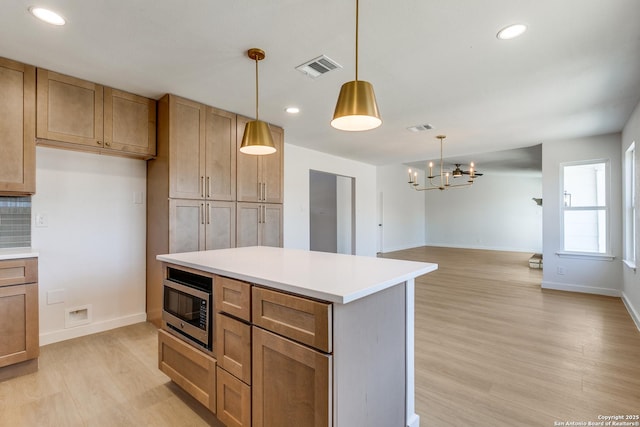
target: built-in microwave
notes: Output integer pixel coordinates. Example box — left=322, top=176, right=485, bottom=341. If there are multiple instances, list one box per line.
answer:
left=162, top=267, right=213, bottom=351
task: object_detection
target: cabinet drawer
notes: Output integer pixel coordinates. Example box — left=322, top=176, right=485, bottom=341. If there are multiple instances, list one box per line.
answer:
left=252, top=287, right=332, bottom=353
left=216, top=366, right=251, bottom=427
left=158, top=329, right=216, bottom=413
left=0, top=258, right=37, bottom=287
left=215, top=275, right=251, bottom=322
left=216, top=313, right=251, bottom=384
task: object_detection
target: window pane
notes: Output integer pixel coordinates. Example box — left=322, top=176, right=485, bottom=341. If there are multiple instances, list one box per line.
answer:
left=564, top=210, right=606, bottom=253
left=563, top=163, right=606, bottom=207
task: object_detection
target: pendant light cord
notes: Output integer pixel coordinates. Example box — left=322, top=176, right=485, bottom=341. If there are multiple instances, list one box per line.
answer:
left=255, top=57, right=259, bottom=121
left=355, top=0, right=359, bottom=81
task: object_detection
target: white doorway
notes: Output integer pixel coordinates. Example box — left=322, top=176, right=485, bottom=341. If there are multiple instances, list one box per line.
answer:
left=309, top=170, right=355, bottom=254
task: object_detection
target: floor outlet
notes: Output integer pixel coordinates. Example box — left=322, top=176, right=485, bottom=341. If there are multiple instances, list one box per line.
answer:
left=65, top=304, right=92, bottom=328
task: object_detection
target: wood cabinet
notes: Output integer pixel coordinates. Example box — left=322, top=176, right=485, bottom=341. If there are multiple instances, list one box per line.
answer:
left=0, top=257, right=39, bottom=380
left=147, top=94, right=243, bottom=325
left=169, top=199, right=236, bottom=253
left=236, top=116, right=283, bottom=203
left=252, top=326, right=331, bottom=427
left=158, top=329, right=217, bottom=413
left=0, top=57, right=36, bottom=195
left=216, top=313, right=251, bottom=384
left=214, top=276, right=251, bottom=322
left=167, top=95, right=236, bottom=201
left=217, top=366, right=251, bottom=427
left=236, top=202, right=283, bottom=248
left=36, top=69, right=156, bottom=158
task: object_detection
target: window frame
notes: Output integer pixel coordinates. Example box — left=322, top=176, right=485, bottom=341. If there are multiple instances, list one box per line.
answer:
left=558, top=159, right=613, bottom=260
left=624, top=142, right=636, bottom=269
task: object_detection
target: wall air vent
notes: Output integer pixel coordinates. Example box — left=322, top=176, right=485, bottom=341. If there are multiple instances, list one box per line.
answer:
left=295, top=55, right=342, bottom=78
left=407, top=124, right=434, bottom=132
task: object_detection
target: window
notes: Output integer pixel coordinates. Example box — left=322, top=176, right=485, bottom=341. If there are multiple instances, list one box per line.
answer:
left=624, top=143, right=636, bottom=267
left=561, top=160, right=609, bottom=255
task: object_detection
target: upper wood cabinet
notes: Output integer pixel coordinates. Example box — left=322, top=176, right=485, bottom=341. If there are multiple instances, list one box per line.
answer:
left=167, top=95, right=236, bottom=201
left=0, top=58, right=36, bottom=195
left=236, top=202, right=283, bottom=248
left=169, top=199, right=236, bottom=253
left=236, top=116, right=283, bottom=203
left=36, top=69, right=156, bottom=158
left=104, top=88, right=156, bottom=156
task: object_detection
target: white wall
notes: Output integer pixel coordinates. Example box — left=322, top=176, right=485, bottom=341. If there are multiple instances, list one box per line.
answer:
left=376, top=164, right=426, bottom=253
left=542, top=133, right=622, bottom=296
left=284, top=144, right=377, bottom=256
left=32, top=147, right=147, bottom=345
left=422, top=173, right=543, bottom=252
left=622, top=100, right=640, bottom=329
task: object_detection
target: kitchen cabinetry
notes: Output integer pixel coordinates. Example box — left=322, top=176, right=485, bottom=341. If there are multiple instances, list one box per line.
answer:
left=236, top=202, right=282, bottom=248
left=215, top=275, right=252, bottom=427
left=0, top=257, right=39, bottom=381
left=147, top=94, right=241, bottom=324
left=167, top=96, right=236, bottom=201
left=236, top=116, right=283, bottom=203
left=157, top=247, right=433, bottom=427
left=0, top=57, right=36, bottom=195
left=252, top=286, right=332, bottom=427
left=158, top=329, right=217, bottom=413
left=169, top=199, right=236, bottom=253
left=36, top=69, right=156, bottom=158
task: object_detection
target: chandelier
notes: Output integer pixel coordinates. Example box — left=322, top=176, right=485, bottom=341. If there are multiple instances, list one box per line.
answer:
left=408, top=135, right=481, bottom=191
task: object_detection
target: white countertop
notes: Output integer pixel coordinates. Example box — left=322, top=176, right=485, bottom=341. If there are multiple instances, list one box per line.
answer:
left=0, top=247, right=39, bottom=261
left=157, top=246, right=437, bottom=304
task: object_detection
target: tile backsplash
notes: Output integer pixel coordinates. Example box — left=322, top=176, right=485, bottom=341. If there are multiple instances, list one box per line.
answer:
left=0, top=196, right=31, bottom=248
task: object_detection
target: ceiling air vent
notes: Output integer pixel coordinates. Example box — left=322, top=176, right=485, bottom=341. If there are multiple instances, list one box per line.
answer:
left=296, top=55, right=342, bottom=78
left=407, top=124, right=434, bottom=132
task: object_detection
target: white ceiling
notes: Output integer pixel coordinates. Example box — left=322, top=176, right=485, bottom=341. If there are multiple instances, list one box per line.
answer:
left=2, top=0, right=639, bottom=168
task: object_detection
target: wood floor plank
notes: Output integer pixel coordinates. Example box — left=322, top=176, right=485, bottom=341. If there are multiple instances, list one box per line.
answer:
left=383, top=246, right=640, bottom=427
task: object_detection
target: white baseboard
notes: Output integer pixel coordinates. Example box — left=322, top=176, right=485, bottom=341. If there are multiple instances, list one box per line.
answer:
left=541, top=281, right=621, bottom=297
left=424, top=242, right=540, bottom=253
left=407, top=413, right=420, bottom=427
left=382, top=243, right=428, bottom=253
left=622, top=292, right=640, bottom=332
left=39, top=312, right=148, bottom=346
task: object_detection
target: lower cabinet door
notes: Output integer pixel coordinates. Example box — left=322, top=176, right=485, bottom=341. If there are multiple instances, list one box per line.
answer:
left=158, top=329, right=216, bottom=413
left=0, top=282, right=39, bottom=368
left=252, top=326, right=332, bottom=427
left=217, top=366, right=251, bottom=427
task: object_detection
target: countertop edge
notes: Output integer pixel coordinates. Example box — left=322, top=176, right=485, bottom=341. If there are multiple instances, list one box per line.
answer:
left=157, top=252, right=438, bottom=304
left=0, top=248, right=39, bottom=260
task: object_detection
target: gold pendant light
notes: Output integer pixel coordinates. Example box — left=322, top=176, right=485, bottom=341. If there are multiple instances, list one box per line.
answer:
left=240, top=48, right=276, bottom=155
left=331, top=0, right=381, bottom=131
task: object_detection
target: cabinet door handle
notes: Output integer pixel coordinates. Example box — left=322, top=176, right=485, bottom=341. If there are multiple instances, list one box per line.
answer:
left=201, top=203, right=205, bottom=225
left=206, top=176, right=211, bottom=198
left=262, top=204, right=266, bottom=224
left=206, top=203, right=210, bottom=224
left=97, top=140, right=102, bottom=146
left=263, top=183, right=267, bottom=201
left=201, top=176, right=205, bottom=198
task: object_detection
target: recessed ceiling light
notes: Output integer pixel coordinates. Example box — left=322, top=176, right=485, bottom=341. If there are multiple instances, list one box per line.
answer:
left=285, top=107, right=300, bottom=114
left=497, top=24, right=527, bottom=40
left=29, top=6, right=66, bottom=26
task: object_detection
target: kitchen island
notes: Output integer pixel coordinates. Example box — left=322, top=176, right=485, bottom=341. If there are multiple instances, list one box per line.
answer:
left=157, top=246, right=436, bottom=427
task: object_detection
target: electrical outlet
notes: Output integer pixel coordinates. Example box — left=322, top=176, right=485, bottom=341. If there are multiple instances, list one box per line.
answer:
left=557, top=266, right=566, bottom=275
left=35, top=213, right=48, bottom=227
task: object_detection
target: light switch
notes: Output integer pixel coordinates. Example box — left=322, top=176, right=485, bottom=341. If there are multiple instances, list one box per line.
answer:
left=133, top=191, right=143, bottom=204
left=35, top=213, right=48, bottom=227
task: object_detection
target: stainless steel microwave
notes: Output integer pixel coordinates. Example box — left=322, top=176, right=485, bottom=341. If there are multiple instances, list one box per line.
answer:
left=162, top=267, right=213, bottom=351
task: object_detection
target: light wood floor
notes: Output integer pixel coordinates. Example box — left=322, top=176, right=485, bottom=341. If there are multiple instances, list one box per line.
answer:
left=1, top=246, right=638, bottom=426
left=382, top=246, right=640, bottom=427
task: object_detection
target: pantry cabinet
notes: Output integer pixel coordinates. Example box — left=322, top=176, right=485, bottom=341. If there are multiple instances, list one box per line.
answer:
left=236, top=202, right=283, bottom=248
left=36, top=69, right=156, bottom=158
left=169, top=199, right=236, bottom=253
left=236, top=116, right=283, bottom=203
left=0, top=57, right=36, bottom=195
left=167, top=95, right=236, bottom=201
